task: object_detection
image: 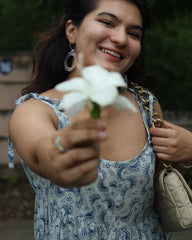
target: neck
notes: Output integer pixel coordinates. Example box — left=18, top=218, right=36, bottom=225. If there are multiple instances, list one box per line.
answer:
left=67, top=67, right=81, bottom=80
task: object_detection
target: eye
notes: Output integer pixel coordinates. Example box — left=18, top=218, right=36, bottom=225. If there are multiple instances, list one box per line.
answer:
left=98, top=19, right=114, bottom=28
left=128, top=32, right=141, bottom=40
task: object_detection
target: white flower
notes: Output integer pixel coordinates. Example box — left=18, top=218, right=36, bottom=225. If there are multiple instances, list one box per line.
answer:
left=55, top=64, right=137, bottom=116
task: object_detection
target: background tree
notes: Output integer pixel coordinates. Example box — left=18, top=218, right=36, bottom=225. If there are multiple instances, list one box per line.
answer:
left=146, top=13, right=192, bottom=110
left=146, top=0, right=192, bottom=110
left=0, top=0, right=65, bottom=51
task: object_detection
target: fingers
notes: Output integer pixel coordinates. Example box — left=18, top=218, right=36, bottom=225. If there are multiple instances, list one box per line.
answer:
left=150, top=122, right=176, bottom=161
left=50, top=140, right=100, bottom=187
left=151, top=130, right=179, bottom=162
left=152, top=145, right=175, bottom=161
left=154, top=152, right=172, bottom=161
left=151, top=132, right=178, bottom=151
left=72, top=118, right=107, bottom=130
left=58, top=128, right=107, bottom=150
left=150, top=120, right=181, bottom=136
left=55, top=146, right=99, bottom=169
left=150, top=127, right=171, bottom=138
left=47, top=119, right=106, bottom=187
left=53, top=119, right=107, bottom=152
left=52, top=152, right=99, bottom=188
left=150, top=120, right=192, bottom=163
left=163, top=120, right=180, bottom=129
left=150, top=127, right=180, bottom=150
left=153, top=145, right=168, bottom=154
left=59, top=160, right=99, bottom=188
left=151, top=135, right=170, bottom=146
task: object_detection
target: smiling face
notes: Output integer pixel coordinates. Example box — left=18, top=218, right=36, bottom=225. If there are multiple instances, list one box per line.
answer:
left=66, top=0, right=143, bottom=74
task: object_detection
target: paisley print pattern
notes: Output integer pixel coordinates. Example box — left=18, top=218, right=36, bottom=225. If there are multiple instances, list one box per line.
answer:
left=8, top=90, right=172, bottom=239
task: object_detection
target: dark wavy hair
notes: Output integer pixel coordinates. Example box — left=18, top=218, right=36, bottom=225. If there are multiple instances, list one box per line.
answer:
left=22, top=0, right=150, bottom=95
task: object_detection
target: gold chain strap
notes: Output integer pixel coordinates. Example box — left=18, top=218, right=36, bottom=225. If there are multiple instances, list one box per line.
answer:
left=130, top=82, right=164, bottom=128
left=130, top=82, right=173, bottom=173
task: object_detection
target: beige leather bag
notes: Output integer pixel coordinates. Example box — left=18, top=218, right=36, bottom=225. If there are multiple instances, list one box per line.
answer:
left=154, top=163, right=192, bottom=232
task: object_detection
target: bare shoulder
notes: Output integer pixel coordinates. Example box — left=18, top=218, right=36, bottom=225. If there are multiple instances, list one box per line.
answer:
left=9, top=88, right=62, bottom=157
left=8, top=98, right=59, bottom=171
left=9, top=98, right=58, bottom=131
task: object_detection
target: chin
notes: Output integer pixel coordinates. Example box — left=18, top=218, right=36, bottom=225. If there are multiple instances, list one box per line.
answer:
left=84, top=59, right=122, bottom=73
left=97, top=63, right=121, bottom=72
left=105, top=66, right=122, bottom=73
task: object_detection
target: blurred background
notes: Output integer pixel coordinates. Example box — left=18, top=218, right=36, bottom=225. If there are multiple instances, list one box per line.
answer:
left=0, top=0, right=192, bottom=109
left=0, top=0, right=191, bottom=224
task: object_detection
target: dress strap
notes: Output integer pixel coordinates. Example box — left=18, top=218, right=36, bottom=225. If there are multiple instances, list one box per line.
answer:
left=8, top=136, right=14, bottom=168
left=15, top=92, right=61, bottom=110
left=129, top=86, right=158, bottom=126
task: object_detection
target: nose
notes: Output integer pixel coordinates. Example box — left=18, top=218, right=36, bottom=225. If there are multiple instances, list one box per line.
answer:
left=110, top=27, right=127, bottom=46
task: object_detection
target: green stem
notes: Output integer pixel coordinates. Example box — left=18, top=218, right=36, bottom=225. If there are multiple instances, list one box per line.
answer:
left=90, top=102, right=101, bottom=118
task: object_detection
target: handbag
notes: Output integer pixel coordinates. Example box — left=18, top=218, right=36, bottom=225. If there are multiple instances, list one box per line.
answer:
left=131, top=82, right=192, bottom=232
left=154, top=163, right=192, bottom=232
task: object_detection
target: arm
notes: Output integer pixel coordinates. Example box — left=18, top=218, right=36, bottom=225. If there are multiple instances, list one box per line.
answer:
left=9, top=100, right=107, bottom=187
left=150, top=102, right=192, bottom=175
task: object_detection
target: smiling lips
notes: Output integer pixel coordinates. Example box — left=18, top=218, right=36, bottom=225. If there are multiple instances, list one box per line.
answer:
left=100, top=48, right=123, bottom=60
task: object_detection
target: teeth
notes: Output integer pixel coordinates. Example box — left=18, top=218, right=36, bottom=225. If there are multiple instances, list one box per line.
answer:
left=101, top=49, right=121, bottom=59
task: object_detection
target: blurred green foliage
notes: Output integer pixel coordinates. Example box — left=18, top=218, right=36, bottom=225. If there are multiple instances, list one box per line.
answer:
left=0, top=0, right=64, bottom=51
left=0, top=0, right=191, bottom=110
left=145, top=0, right=192, bottom=110
left=146, top=13, right=192, bottom=110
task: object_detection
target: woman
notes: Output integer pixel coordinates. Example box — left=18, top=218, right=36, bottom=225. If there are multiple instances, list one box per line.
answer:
left=8, top=0, right=192, bottom=239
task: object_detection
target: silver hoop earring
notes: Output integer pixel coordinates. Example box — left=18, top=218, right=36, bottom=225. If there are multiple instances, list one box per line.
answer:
left=64, top=43, right=77, bottom=72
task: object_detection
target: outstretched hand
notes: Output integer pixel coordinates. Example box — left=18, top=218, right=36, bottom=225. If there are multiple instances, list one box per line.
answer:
left=37, top=119, right=107, bottom=188
left=150, top=120, right=192, bottom=163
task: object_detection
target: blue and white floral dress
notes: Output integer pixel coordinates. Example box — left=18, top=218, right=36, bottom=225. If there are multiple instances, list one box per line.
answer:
left=8, top=88, right=172, bottom=240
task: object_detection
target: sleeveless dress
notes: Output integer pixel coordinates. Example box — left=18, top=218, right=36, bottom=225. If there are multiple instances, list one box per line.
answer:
left=8, top=88, right=173, bottom=240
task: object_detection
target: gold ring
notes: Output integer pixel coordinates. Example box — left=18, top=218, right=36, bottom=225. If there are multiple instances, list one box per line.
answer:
left=55, top=136, right=66, bottom=153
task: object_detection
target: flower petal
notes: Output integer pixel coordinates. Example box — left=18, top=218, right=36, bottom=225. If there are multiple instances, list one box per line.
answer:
left=91, top=87, right=118, bottom=107
left=64, top=100, right=86, bottom=116
left=55, top=78, right=90, bottom=92
left=56, top=63, right=133, bottom=117
left=112, top=95, right=137, bottom=112
left=60, top=92, right=87, bottom=111
left=107, top=72, right=127, bottom=87
left=82, top=65, right=109, bottom=86
left=82, top=65, right=126, bottom=88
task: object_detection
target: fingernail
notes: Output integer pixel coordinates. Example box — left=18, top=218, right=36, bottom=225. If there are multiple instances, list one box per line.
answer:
left=96, top=120, right=106, bottom=129
left=97, top=131, right=107, bottom=140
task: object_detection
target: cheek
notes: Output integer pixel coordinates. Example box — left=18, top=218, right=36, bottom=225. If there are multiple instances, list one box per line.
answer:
left=86, top=30, right=108, bottom=46
left=80, top=25, right=109, bottom=46
left=131, top=42, right=141, bottom=60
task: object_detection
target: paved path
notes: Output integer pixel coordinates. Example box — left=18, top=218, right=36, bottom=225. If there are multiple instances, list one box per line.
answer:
left=0, top=220, right=34, bottom=240
left=0, top=220, right=192, bottom=239
left=172, top=230, right=192, bottom=240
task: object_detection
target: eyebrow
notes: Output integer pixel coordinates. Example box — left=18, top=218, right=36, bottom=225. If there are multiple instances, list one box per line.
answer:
left=97, top=12, right=120, bottom=21
left=97, top=11, right=143, bottom=32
